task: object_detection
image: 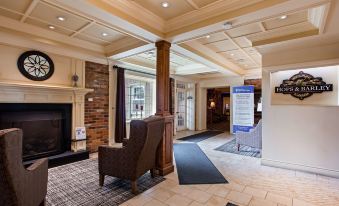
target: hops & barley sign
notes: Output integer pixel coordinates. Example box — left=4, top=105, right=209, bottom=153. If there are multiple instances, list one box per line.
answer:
left=275, top=71, right=333, bottom=100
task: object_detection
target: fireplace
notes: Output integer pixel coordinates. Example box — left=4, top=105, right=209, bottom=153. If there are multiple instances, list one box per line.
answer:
left=0, top=103, right=72, bottom=161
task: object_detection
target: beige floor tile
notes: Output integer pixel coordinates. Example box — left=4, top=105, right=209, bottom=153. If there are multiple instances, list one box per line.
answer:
left=126, top=194, right=152, bottom=206
left=243, top=186, right=268, bottom=199
left=206, top=195, right=229, bottom=206
left=147, top=187, right=176, bottom=202
left=166, top=194, right=192, bottom=206
left=170, top=185, right=194, bottom=196
left=224, top=182, right=245, bottom=192
left=185, top=189, right=212, bottom=203
left=249, top=197, right=277, bottom=206
left=292, top=198, right=317, bottom=206
left=189, top=201, right=205, bottom=206
left=266, top=193, right=292, bottom=206
left=206, top=184, right=231, bottom=198
left=226, top=191, right=252, bottom=205
left=144, top=199, right=168, bottom=206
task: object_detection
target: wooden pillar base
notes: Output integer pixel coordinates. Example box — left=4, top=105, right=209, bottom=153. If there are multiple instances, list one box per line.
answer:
left=156, top=115, right=174, bottom=176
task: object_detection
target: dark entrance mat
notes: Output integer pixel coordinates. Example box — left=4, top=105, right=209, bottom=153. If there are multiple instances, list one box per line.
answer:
left=177, top=130, right=224, bottom=143
left=215, top=139, right=261, bottom=158
left=174, top=143, right=228, bottom=185
left=46, top=158, right=164, bottom=206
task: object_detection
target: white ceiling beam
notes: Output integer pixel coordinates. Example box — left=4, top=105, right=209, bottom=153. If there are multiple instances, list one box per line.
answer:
left=20, top=0, right=40, bottom=22
left=70, top=21, right=96, bottom=37
left=222, top=32, right=260, bottom=67
left=172, top=44, right=240, bottom=76
left=186, top=0, right=200, bottom=10
left=109, top=43, right=155, bottom=60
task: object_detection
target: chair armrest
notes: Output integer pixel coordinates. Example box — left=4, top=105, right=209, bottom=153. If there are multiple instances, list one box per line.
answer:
left=24, top=158, right=48, bottom=204
left=27, top=158, right=48, bottom=171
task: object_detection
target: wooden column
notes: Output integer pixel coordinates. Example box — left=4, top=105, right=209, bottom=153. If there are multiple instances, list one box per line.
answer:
left=155, top=40, right=174, bottom=176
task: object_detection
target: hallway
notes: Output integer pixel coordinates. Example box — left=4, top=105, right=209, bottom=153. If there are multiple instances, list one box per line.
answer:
left=123, top=131, right=339, bottom=206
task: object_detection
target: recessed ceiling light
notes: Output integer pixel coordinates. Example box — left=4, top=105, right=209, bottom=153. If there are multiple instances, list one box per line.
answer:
left=230, top=53, right=235, bottom=56
left=280, top=15, right=287, bottom=20
left=206, top=35, right=210, bottom=39
left=57, top=16, right=66, bottom=21
left=48, top=25, right=55, bottom=30
left=161, top=2, right=169, bottom=8
left=102, top=32, right=108, bottom=37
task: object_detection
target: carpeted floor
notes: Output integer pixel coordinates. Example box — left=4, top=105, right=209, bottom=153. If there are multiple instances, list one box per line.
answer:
left=177, top=130, right=223, bottom=143
left=215, top=139, right=261, bottom=158
left=46, top=158, right=165, bottom=206
left=174, top=143, right=228, bottom=185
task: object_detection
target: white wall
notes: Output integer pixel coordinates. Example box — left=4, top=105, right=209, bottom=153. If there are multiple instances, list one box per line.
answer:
left=261, top=42, right=339, bottom=178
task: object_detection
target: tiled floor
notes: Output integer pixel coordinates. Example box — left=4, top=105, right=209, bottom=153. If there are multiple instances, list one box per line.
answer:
left=114, top=131, right=339, bottom=206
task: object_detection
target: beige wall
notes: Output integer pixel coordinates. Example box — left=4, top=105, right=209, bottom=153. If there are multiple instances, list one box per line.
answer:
left=0, top=44, right=85, bottom=87
left=261, top=41, right=339, bottom=178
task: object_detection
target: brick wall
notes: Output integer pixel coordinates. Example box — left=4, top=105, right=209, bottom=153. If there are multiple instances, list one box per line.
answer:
left=85, top=61, right=109, bottom=152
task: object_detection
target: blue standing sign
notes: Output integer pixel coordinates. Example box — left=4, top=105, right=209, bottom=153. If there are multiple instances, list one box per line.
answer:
left=232, top=86, right=254, bottom=133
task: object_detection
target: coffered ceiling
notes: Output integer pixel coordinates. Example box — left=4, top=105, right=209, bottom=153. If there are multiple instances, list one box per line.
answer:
left=121, top=50, right=218, bottom=76
left=0, top=0, right=334, bottom=80
left=0, top=0, right=147, bottom=53
left=179, top=4, right=328, bottom=73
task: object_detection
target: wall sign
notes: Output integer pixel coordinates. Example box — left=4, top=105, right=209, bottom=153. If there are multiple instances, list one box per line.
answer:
left=232, top=86, right=254, bottom=133
left=275, top=71, right=333, bottom=100
left=17, top=50, right=54, bottom=81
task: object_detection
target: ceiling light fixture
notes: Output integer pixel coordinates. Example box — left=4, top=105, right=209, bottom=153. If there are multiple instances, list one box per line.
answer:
left=230, top=53, right=235, bottom=56
left=280, top=15, right=287, bottom=20
left=161, top=2, right=169, bottom=8
left=57, top=16, right=66, bottom=21
left=48, top=25, right=55, bottom=30
left=206, top=35, right=210, bottom=39
left=102, top=32, right=108, bottom=37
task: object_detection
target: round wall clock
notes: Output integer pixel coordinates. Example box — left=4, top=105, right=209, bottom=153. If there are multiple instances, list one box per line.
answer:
left=17, top=50, right=54, bottom=81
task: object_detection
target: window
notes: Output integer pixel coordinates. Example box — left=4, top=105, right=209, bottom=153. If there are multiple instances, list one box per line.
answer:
left=125, top=76, right=155, bottom=120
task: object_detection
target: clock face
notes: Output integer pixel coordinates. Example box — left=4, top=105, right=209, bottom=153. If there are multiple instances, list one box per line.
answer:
left=17, top=51, right=54, bottom=81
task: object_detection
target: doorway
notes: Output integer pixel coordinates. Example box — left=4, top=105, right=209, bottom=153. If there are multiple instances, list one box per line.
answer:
left=176, top=88, right=186, bottom=131
left=206, top=87, right=231, bottom=131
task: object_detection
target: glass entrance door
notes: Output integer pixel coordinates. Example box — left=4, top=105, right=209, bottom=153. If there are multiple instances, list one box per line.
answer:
left=176, top=89, right=186, bottom=131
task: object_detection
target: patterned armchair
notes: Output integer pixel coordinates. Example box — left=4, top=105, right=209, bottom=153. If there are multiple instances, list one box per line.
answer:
left=98, top=116, right=165, bottom=194
left=0, top=128, right=48, bottom=206
left=236, top=119, right=262, bottom=150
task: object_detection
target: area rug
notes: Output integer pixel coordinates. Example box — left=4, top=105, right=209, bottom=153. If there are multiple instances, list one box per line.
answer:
left=177, top=130, right=224, bottom=143
left=174, top=143, right=228, bottom=185
left=46, top=158, right=165, bottom=206
left=215, top=139, right=261, bottom=158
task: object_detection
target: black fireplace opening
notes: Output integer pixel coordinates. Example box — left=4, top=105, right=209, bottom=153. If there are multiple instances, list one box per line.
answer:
left=0, top=103, right=72, bottom=161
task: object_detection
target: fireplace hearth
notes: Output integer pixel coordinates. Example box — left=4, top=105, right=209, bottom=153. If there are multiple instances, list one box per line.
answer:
left=0, top=103, right=88, bottom=167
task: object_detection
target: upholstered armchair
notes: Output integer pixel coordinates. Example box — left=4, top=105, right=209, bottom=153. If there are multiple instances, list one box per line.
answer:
left=236, top=119, right=262, bottom=150
left=0, top=128, right=48, bottom=206
left=98, top=116, right=165, bottom=194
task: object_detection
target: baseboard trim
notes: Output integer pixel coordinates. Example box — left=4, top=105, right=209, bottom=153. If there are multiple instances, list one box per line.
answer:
left=261, top=158, right=339, bottom=178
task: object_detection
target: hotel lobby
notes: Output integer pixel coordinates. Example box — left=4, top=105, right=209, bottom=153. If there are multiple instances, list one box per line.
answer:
left=0, top=0, right=339, bottom=206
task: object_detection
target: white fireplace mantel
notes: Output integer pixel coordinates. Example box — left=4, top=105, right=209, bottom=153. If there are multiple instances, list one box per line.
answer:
left=0, top=81, right=93, bottom=151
